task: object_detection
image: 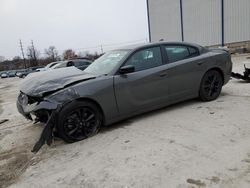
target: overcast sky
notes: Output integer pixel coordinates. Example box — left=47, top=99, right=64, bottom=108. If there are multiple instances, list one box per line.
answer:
left=0, top=0, right=149, bottom=59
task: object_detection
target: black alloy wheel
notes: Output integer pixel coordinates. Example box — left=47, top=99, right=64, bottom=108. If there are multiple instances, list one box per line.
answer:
left=199, top=70, right=223, bottom=101
left=57, top=101, right=102, bottom=143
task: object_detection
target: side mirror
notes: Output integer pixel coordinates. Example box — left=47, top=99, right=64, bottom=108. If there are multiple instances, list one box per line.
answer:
left=119, top=65, right=135, bottom=74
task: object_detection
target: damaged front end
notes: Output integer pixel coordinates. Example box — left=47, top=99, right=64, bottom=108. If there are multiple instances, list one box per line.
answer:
left=17, top=87, right=80, bottom=152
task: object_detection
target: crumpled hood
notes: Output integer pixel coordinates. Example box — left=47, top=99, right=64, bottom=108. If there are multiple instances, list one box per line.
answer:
left=20, top=67, right=95, bottom=97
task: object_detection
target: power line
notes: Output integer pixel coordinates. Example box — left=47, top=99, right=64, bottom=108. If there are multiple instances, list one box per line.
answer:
left=100, top=45, right=103, bottom=54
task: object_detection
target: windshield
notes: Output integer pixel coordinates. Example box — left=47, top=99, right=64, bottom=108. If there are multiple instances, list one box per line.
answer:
left=84, top=50, right=129, bottom=75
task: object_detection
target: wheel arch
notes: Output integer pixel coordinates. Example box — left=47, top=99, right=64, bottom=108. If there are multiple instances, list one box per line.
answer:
left=75, top=97, right=105, bottom=125
left=198, top=67, right=224, bottom=101
left=205, top=67, right=225, bottom=84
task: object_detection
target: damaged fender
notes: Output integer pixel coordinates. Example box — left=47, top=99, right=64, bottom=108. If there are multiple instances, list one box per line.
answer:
left=17, top=87, right=81, bottom=152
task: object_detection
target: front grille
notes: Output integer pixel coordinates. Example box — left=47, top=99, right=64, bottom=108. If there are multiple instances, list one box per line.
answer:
left=27, top=95, right=43, bottom=104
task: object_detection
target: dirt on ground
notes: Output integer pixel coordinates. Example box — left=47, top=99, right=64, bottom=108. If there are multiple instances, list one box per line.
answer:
left=0, top=54, right=250, bottom=188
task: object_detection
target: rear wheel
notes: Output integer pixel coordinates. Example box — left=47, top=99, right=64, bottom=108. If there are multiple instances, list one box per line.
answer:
left=199, top=70, right=223, bottom=101
left=57, top=101, right=102, bottom=143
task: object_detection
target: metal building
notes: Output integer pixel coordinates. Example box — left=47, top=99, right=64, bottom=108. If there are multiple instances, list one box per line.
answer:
left=147, top=0, right=250, bottom=48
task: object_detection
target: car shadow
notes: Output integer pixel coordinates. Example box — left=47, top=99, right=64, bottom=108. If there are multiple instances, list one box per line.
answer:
left=100, top=98, right=201, bottom=134
left=234, top=80, right=250, bottom=84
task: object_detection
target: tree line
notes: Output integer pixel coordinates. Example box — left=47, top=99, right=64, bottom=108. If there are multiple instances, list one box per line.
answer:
left=0, top=46, right=102, bottom=71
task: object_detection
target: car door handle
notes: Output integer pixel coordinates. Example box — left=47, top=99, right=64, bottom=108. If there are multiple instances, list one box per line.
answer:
left=159, top=73, right=167, bottom=77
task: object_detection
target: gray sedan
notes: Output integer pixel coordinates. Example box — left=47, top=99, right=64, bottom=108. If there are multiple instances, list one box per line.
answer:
left=17, top=42, right=232, bottom=152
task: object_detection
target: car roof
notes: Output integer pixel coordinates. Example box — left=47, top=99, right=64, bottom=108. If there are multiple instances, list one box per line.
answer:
left=66, top=59, right=92, bottom=62
left=51, top=61, right=67, bottom=68
left=116, top=41, right=204, bottom=52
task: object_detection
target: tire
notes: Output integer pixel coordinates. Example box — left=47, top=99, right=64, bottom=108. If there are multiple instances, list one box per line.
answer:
left=199, top=70, right=223, bottom=101
left=57, top=100, right=102, bottom=143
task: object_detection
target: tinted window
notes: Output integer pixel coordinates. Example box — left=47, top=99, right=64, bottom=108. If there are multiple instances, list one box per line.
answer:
left=164, top=45, right=199, bottom=63
left=188, top=47, right=199, bottom=57
left=125, top=47, right=162, bottom=72
left=164, top=46, right=189, bottom=63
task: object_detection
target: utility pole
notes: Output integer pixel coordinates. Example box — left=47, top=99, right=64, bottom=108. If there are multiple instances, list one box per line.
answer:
left=100, top=45, right=103, bottom=54
left=19, top=39, right=26, bottom=68
left=31, top=40, right=37, bottom=64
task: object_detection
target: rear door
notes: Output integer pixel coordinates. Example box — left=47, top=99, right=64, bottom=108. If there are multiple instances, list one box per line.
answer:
left=114, top=46, right=169, bottom=115
left=162, top=45, right=204, bottom=101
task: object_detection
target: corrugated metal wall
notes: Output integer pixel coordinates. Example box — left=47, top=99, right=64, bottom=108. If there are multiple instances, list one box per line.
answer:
left=182, top=0, right=221, bottom=46
left=224, top=0, right=250, bottom=43
left=148, top=0, right=250, bottom=46
left=148, top=0, right=181, bottom=42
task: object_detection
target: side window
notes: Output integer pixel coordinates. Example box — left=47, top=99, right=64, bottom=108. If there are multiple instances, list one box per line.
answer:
left=188, top=47, right=199, bottom=57
left=124, top=47, right=162, bottom=72
left=164, top=46, right=189, bottom=63
left=164, top=45, right=200, bottom=63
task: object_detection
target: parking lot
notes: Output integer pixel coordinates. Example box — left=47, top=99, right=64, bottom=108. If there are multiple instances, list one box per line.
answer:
left=0, top=54, right=250, bottom=188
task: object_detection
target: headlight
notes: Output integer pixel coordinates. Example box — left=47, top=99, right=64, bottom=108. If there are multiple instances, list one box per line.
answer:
left=46, top=88, right=80, bottom=103
left=19, top=93, right=28, bottom=105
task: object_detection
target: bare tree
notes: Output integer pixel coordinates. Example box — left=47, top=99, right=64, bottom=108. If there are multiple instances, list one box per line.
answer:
left=63, top=49, right=76, bottom=60
left=27, top=46, right=40, bottom=67
left=44, top=46, right=58, bottom=61
left=76, top=51, right=102, bottom=60
left=85, top=51, right=102, bottom=60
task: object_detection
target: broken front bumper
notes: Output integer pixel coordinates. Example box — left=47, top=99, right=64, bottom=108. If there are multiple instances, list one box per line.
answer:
left=16, top=93, right=58, bottom=120
left=17, top=93, right=61, bottom=152
left=16, top=88, right=80, bottom=152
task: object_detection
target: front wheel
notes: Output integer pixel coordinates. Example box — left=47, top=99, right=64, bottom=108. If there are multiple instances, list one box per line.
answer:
left=199, top=70, right=223, bottom=101
left=57, top=101, right=102, bottom=143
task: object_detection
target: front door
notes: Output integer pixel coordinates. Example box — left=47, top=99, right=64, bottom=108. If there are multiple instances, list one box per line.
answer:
left=114, top=46, right=169, bottom=116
